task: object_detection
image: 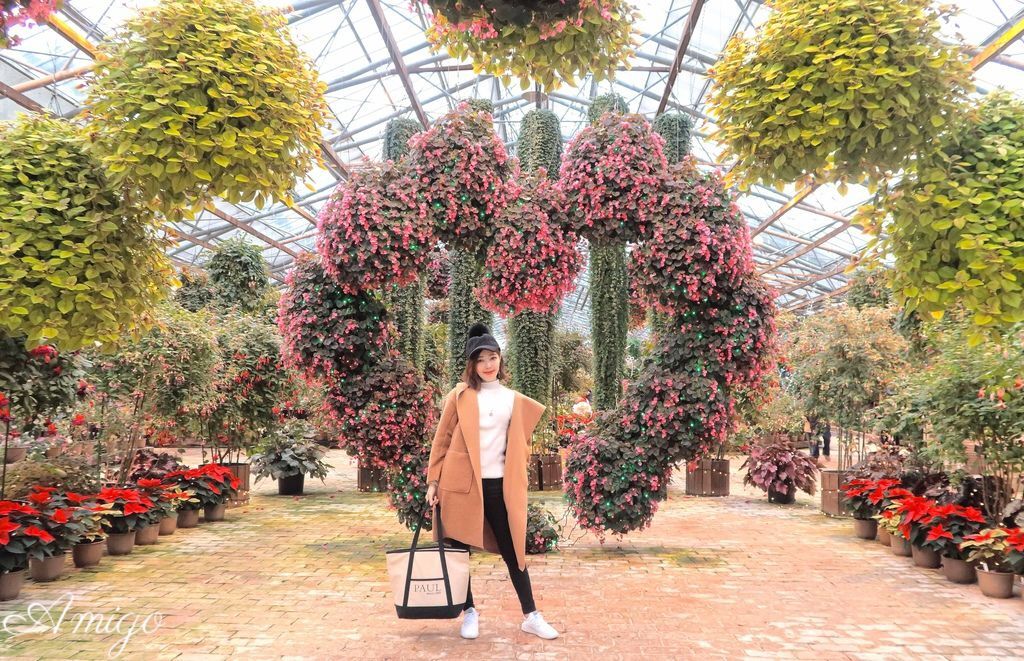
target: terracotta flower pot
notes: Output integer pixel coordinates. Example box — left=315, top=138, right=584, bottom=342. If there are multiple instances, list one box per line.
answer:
left=3, top=446, right=26, bottom=463
left=106, top=531, right=136, bottom=556
left=976, top=568, right=1015, bottom=599
left=890, top=534, right=912, bottom=557
left=134, top=524, right=160, bottom=545
left=29, top=553, right=66, bottom=582
left=942, top=556, right=977, bottom=584
left=72, top=540, right=105, bottom=568
left=45, top=446, right=62, bottom=459
left=0, top=569, right=26, bottom=601
left=853, top=518, right=877, bottom=540
left=177, top=508, right=200, bottom=528
left=911, top=545, right=941, bottom=569
left=203, top=503, right=226, bottom=522
left=158, top=514, right=177, bottom=535
left=876, top=527, right=892, bottom=546
left=278, top=473, right=305, bottom=495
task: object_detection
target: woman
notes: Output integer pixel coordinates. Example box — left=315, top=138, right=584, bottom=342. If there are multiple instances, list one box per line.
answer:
left=425, top=323, right=559, bottom=641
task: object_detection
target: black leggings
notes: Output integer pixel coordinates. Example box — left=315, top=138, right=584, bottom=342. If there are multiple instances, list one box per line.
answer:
left=444, top=477, right=536, bottom=614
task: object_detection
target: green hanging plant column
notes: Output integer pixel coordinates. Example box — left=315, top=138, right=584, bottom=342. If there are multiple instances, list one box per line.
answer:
left=585, top=93, right=630, bottom=411
left=589, top=242, right=628, bottom=410
left=447, top=249, right=493, bottom=388
left=383, top=117, right=428, bottom=370
left=508, top=108, right=564, bottom=407
left=206, top=238, right=271, bottom=314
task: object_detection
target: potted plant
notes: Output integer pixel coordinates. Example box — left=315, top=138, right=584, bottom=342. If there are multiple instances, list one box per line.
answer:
left=918, top=504, right=989, bottom=583
left=67, top=498, right=108, bottom=569
left=135, top=478, right=189, bottom=537
left=92, top=487, right=156, bottom=555
left=960, top=528, right=1018, bottom=599
left=165, top=464, right=240, bottom=522
left=871, top=484, right=915, bottom=548
left=841, top=478, right=900, bottom=539
left=21, top=486, right=88, bottom=581
left=0, top=500, right=36, bottom=600
left=741, top=441, right=819, bottom=505
left=878, top=505, right=912, bottom=556
left=251, top=422, right=331, bottom=496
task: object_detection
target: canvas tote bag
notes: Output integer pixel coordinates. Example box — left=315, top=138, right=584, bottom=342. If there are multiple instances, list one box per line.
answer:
left=385, top=506, right=469, bottom=619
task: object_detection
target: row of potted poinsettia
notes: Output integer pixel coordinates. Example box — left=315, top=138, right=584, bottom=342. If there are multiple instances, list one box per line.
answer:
left=0, top=463, right=240, bottom=601
left=842, top=478, right=1024, bottom=599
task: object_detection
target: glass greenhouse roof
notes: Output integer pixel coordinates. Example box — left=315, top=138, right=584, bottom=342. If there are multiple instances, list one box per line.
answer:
left=3, top=0, right=1024, bottom=332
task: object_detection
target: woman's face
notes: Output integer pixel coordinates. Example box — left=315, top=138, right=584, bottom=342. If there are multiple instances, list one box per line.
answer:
left=475, top=349, right=501, bottom=382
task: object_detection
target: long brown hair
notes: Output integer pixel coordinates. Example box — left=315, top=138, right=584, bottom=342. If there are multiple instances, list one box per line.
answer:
left=461, top=352, right=507, bottom=390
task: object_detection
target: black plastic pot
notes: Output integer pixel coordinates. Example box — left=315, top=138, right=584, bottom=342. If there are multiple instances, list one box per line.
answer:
left=767, top=484, right=796, bottom=505
left=278, top=473, right=305, bottom=495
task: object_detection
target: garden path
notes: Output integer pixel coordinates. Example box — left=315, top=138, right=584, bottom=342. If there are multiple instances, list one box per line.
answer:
left=0, top=449, right=1021, bottom=660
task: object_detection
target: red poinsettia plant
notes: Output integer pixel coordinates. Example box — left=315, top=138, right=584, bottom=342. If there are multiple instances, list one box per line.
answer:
left=630, top=162, right=754, bottom=316
left=478, top=172, right=583, bottom=315
left=406, top=103, right=517, bottom=256
left=6, top=487, right=97, bottom=559
left=915, top=503, right=989, bottom=559
left=560, top=112, right=668, bottom=244
left=0, top=500, right=40, bottom=572
left=135, top=478, right=194, bottom=520
left=278, top=253, right=394, bottom=387
left=317, top=160, right=434, bottom=294
left=1006, top=527, right=1024, bottom=574
left=841, top=477, right=902, bottom=520
left=92, top=487, right=157, bottom=534
left=165, top=464, right=240, bottom=509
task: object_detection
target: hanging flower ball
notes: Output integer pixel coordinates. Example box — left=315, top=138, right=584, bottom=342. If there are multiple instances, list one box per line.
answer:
left=630, top=162, right=754, bottom=316
left=323, top=357, right=436, bottom=471
left=426, top=245, right=451, bottom=300
left=477, top=172, right=583, bottom=315
left=317, top=160, right=435, bottom=294
left=277, top=253, right=393, bottom=386
left=406, top=103, right=518, bottom=257
left=559, top=113, right=668, bottom=244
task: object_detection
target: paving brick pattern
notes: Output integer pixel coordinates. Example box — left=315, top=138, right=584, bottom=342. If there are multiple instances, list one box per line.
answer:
left=0, top=450, right=1021, bottom=660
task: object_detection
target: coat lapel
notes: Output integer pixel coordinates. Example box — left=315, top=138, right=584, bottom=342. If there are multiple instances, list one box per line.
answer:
left=454, top=384, right=482, bottom=486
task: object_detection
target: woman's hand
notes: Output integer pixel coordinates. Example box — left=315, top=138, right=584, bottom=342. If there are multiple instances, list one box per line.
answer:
left=426, top=481, right=439, bottom=507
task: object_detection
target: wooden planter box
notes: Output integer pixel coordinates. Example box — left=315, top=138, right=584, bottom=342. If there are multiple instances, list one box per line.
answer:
left=527, top=454, right=542, bottom=491
left=538, top=453, right=562, bottom=491
left=222, top=462, right=251, bottom=507
left=820, top=469, right=851, bottom=516
left=357, top=463, right=387, bottom=493
left=685, top=459, right=730, bottom=497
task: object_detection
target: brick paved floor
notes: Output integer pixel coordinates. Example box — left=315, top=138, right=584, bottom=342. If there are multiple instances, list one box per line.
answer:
left=0, top=450, right=1021, bottom=660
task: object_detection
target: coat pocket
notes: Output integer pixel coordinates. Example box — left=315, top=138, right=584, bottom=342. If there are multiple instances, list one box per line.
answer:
left=439, top=450, right=473, bottom=493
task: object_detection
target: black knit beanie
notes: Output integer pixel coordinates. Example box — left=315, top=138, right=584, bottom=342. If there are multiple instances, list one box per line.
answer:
left=464, top=322, right=501, bottom=360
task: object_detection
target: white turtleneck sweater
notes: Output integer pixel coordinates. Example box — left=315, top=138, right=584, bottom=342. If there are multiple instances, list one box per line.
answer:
left=477, top=379, right=515, bottom=479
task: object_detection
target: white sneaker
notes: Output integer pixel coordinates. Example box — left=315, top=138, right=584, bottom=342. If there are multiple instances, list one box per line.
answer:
left=521, top=611, right=558, bottom=640
left=460, top=607, right=479, bottom=639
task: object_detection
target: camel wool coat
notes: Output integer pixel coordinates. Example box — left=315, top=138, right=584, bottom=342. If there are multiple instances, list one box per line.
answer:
left=427, top=382, right=546, bottom=571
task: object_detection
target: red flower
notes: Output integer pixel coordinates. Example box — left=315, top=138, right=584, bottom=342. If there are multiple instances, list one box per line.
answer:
left=64, top=492, right=90, bottom=504
left=0, top=501, right=39, bottom=515
left=957, top=507, right=988, bottom=524
left=1007, top=529, right=1024, bottom=552
left=51, top=508, right=71, bottom=524
left=136, top=478, right=164, bottom=489
left=28, top=490, right=52, bottom=505
left=23, top=525, right=55, bottom=543
left=72, top=414, right=86, bottom=426
left=0, top=517, right=19, bottom=545
left=123, top=502, right=150, bottom=515
left=926, top=523, right=954, bottom=542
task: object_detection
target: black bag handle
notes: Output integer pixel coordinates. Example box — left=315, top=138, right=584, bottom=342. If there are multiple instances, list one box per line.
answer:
left=402, top=504, right=454, bottom=608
